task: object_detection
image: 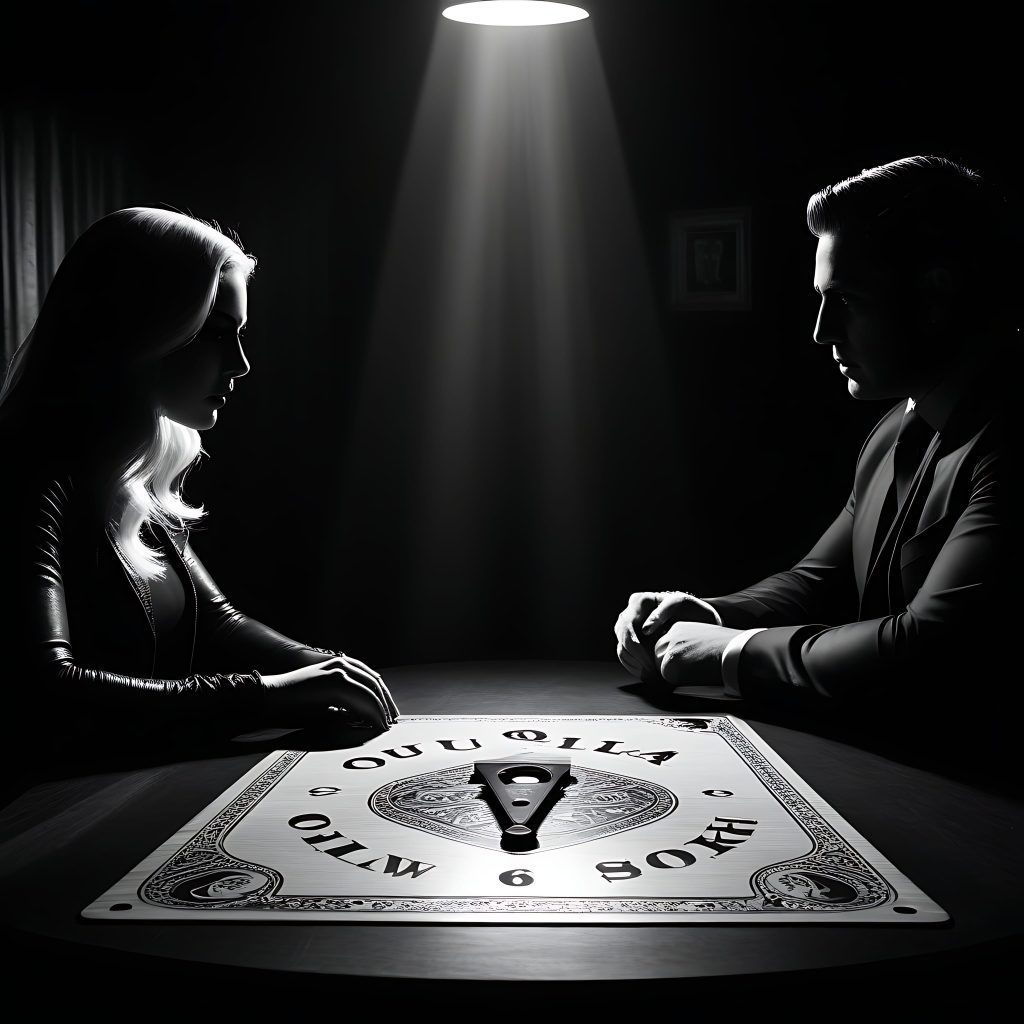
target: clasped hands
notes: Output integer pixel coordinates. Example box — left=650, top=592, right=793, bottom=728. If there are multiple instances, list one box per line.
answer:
left=614, top=591, right=742, bottom=688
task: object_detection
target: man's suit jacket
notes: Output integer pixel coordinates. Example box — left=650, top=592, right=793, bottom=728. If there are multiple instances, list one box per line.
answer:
left=705, top=383, right=1008, bottom=702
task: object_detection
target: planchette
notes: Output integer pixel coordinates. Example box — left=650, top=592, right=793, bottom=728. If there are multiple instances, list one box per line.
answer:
left=370, top=760, right=677, bottom=853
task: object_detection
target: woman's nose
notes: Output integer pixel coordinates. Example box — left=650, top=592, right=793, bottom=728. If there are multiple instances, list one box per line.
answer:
left=228, top=338, right=251, bottom=378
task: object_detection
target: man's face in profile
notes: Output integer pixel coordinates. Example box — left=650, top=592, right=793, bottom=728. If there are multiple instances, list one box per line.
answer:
left=812, top=231, right=936, bottom=401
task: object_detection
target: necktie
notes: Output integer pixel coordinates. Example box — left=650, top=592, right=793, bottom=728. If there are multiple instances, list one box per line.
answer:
left=893, top=407, right=934, bottom=509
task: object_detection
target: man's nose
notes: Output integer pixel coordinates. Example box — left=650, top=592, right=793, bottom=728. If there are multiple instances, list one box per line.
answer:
left=812, top=295, right=842, bottom=346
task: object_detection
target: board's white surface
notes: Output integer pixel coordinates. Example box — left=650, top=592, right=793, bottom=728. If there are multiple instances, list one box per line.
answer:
left=82, top=716, right=946, bottom=923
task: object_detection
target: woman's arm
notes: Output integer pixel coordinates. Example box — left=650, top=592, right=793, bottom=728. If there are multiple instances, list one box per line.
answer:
left=11, top=475, right=266, bottom=712
left=181, top=537, right=346, bottom=673
left=179, top=536, right=398, bottom=722
left=5, top=476, right=393, bottom=729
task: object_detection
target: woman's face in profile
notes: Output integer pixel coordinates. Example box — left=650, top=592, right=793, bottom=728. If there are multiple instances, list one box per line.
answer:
left=156, top=266, right=250, bottom=430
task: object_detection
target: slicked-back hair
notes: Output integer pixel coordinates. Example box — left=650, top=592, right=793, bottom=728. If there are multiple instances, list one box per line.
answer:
left=806, top=155, right=1019, bottom=330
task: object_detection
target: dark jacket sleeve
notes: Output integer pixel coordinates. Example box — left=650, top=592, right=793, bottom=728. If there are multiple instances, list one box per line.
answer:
left=182, top=538, right=343, bottom=674
left=13, top=475, right=265, bottom=711
left=731, top=446, right=1004, bottom=701
left=703, top=494, right=858, bottom=630
left=702, top=405, right=903, bottom=632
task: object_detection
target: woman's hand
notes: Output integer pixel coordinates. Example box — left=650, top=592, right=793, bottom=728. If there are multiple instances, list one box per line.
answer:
left=260, top=655, right=398, bottom=730
left=340, top=653, right=400, bottom=722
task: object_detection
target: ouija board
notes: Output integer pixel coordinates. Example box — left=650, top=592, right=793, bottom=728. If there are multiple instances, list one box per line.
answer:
left=83, top=716, right=946, bottom=923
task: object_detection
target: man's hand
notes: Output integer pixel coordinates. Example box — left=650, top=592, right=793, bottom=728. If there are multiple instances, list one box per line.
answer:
left=614, top=591, right=722, bottom=680
left=653, top=621, right=744, bottom=687
left=616, top=636, right=658, bottom=680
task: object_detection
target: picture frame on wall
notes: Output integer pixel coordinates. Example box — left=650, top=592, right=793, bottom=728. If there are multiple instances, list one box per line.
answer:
left=670, top=207, right=751, bottom=310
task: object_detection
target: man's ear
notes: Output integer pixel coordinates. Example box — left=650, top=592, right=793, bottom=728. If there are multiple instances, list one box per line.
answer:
left=921, top=266, right=954, bottom=293
left=917, top=265, right=957, bottom=329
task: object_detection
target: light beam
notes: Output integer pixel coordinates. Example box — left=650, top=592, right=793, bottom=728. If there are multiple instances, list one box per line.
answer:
left=334, top=10, right=676, bottom=661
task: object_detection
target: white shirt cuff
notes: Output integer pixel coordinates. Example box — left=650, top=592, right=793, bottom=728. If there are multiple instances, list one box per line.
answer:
left=721, top=628, right=766, bottom=696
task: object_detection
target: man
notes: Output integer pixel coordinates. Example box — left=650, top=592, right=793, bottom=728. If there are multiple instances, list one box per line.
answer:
left=615, top=156, right=1016, bottom=705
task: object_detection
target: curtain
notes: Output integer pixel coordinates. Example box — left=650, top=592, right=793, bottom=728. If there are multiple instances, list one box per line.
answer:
left=0, top=109, right=126, bottom=368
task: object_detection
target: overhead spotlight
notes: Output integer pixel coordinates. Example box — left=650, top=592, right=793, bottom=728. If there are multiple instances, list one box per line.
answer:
left=442, top=2, right=589, bottom=27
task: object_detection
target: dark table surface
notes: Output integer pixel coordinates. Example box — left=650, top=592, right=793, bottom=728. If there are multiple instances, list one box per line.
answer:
left=1, top=660, right=1021, bottom=997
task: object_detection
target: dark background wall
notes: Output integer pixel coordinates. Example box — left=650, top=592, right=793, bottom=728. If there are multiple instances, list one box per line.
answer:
left=2, top=0, right=1015, bottom=669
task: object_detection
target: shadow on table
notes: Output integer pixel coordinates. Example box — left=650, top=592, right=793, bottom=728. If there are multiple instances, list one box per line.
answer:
left=621, top=680, right=1019, bottom=797
left=0, top=714, right=387, bottom=812
left=2, top=924, right=1022, bottom=1005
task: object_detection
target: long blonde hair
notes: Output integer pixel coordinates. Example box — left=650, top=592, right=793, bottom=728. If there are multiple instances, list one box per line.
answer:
left=0, top=207, right=257, bottom=580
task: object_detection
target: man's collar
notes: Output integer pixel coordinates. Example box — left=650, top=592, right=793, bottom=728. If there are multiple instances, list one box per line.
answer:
left=910, top=376, right=962, bottom=433
left=910, top=342, right=1001, bottom=434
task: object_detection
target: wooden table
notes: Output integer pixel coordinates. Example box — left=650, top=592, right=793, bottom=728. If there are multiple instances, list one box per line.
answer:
left=1, top=660, right=1020, bottom=1000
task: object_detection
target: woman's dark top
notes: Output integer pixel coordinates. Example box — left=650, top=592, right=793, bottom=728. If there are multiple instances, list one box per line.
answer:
left=1, top=444, right=341, bottom=731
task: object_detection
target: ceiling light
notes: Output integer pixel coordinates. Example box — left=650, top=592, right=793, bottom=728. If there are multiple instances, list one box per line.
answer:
left=442, top=3, right=589, bottom=27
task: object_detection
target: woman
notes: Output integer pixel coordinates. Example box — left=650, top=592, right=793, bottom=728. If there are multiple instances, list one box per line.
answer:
left=0, top=207, right=398, bottom=741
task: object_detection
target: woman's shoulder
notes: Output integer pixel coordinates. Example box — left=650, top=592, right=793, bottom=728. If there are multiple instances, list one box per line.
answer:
left=2, top=442, right=74, bottom=493
left=1, top=426, right=81, bottom=526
